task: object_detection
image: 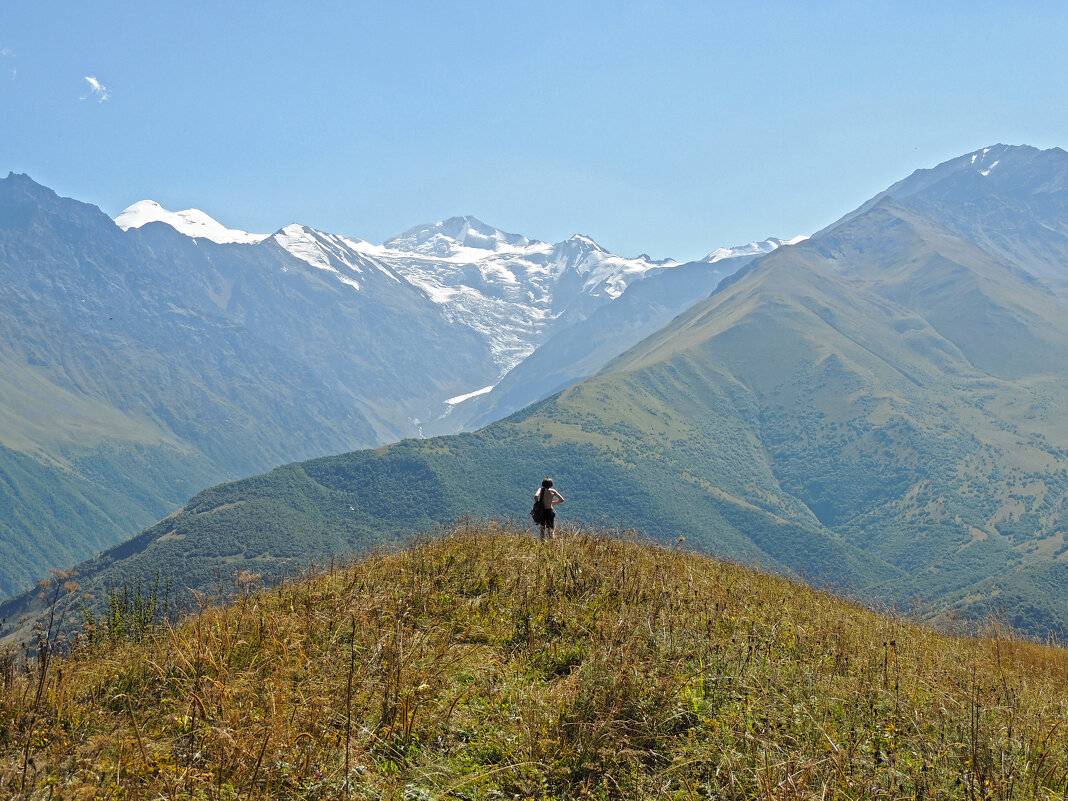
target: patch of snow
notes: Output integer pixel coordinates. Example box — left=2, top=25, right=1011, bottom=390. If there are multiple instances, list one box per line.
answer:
left=413, top=278, right=461, bottom=304
left=430, top=241, right=555, bottom=264
left=272, top=225, right=379, bottom=294
left=372, top=260, right=402, bottom=283
left=980, top=160, right=1000, bottom=177
left=115, top=200, right=268, bottom=244
left=337, top=274, right=361, bottom=291
left=274, top=225, right=335, bottom=273
left=445, top=385, right=495, bottom=405
left=702, top=236, right=804, bottom=264
left=346, top=239, right=392, bottom=257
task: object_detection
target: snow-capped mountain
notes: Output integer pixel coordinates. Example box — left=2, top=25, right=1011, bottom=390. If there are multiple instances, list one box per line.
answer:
left=116, top=200, right=268, bottom=244
left=381, top=215, right=535, bottom=257
left=118, top=205, right=682, bottom=380
left=442, top=239, right=811, bottom=434
left=381, top=216, right=669, bottom=306
left=374, top=217, right=679, bottom=374
left=270, top=224, right=409, bottom=292
left=702, top=236, right=808, bottom=264
left=111, top=201, right=806, bottom=427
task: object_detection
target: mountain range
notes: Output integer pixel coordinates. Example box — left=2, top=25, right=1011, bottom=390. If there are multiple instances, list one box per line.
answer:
left=5, top=144, right=1068, bottom=640
left=2, top=144, right=1068, bottom=645
left=0, top=176, right=778, bottom=596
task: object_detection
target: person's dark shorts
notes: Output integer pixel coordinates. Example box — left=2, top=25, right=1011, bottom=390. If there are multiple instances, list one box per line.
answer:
left=543, top=509, right=555, bottom=528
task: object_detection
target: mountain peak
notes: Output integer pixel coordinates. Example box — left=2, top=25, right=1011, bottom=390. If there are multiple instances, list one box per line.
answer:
left=383, top=216, right=534, bottom=257
left=115, top=200, right=269, bottom=245
left=701, top=236, right=807, bottom=264
left=0, top=172, right=64, bottom=204
left=3, top=171, right=44, bottom=186
left=0, top=172, right=123, bottom=234
left=562, top=233, right=606, bottom=252
left=549, top=233, right=611, bottom=270
left=942, top=143, right=1044, bottom=179
left=817, top=144, right=1068, bottom=240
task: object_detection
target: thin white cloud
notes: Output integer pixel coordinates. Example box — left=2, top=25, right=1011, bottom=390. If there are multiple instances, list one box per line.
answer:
left=0, top=48, right=13, bottom=58
left=83, top=75, right=110, bottom=102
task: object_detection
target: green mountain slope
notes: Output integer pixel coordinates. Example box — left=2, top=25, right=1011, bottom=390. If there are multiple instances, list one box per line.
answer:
left=610, top=198, right=1068, bottom=633
left=0, top=402, right=894, bottom=641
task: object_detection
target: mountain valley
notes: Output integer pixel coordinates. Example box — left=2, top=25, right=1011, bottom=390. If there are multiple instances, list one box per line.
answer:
left=0, top=175, right=767, bottom=595
left=3, top=145, right=1068, bottom=642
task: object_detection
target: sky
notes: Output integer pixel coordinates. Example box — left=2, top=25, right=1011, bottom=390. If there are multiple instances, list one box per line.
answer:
left=2, top=1, right=1067, bottom=262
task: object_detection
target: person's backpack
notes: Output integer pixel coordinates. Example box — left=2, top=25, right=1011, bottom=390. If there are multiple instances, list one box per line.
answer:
left=530, top=489, right=546, bottom=524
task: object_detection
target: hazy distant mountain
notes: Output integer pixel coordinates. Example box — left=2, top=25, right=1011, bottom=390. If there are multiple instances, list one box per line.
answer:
left=0, top=174, right=505, bottom=593
left=822, top=143, right=1068, bottom=286
left=119, top=203, right=686, bottom=394
left=12, top=145, right=1068, bottom=639
left=374, top=218, right=680, bottom=381
left=701, top=235, right=808, bottom=264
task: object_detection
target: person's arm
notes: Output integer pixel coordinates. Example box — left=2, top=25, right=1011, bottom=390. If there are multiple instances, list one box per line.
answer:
left=551, top=489, right=564, bottom=506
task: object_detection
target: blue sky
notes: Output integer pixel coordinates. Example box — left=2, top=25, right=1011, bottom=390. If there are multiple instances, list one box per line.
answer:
left=2, top=1, right=1066, bottom=261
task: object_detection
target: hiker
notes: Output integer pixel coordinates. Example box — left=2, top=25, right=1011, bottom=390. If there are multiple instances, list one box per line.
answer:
left=533, top=477, right=564, bottom=541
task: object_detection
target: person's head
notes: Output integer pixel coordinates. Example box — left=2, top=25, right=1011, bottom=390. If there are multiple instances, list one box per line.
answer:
left=541, top=477, right=553, bottom=489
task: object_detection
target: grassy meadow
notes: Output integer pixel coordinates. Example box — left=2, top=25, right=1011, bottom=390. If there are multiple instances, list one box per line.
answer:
left=2, top=522, right=1067, bottom=799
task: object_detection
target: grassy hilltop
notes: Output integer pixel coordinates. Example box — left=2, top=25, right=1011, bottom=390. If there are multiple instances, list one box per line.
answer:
left=2, top=523, right=1067, bottom=799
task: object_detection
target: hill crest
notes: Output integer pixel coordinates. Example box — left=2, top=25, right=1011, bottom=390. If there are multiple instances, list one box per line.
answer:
left=2, top=524, right=1067, bottom=799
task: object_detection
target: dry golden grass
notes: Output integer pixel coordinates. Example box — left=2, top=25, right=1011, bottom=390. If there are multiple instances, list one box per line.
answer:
left=1, top=520, right=1067, bottom=799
